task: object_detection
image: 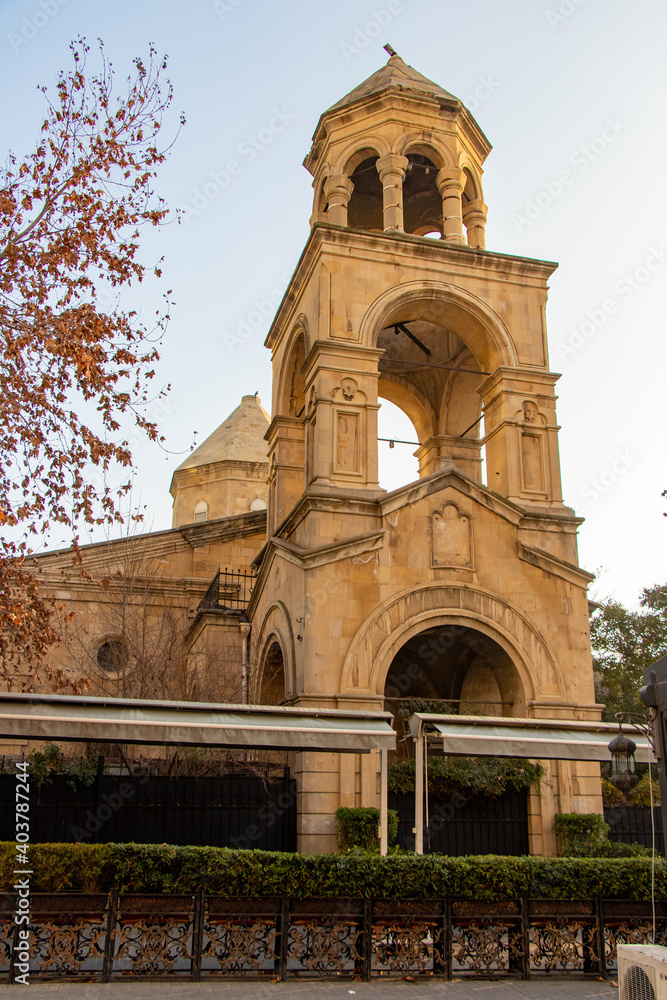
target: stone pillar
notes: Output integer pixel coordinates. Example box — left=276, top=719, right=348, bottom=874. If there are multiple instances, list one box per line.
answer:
left=463, top=198, right=488, bottom=249
left=266, top=415, right=305, bottom=534
left=479, top=369, right=564, bottom=505
left=376, top=154, right=408, bottom=232
left=324, top=174, right=354, bottom=227
left=436, top=168, right=465, bottom=244
left=416, top=435, right=483, bottom=481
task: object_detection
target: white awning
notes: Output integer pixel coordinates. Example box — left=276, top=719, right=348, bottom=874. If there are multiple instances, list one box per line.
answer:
left=0, top=692, right=396, bottom=753
left=408, top=713, right=653, bottom=762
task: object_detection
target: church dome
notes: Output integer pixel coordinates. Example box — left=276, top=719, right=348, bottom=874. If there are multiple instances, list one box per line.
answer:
left=175, top=394, right=270, bottom=472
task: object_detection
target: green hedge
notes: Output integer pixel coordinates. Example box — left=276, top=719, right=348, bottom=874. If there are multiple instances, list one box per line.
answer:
left=335, top=807, right=399, bottom=850
left=1, top=842, right=665, bottom=900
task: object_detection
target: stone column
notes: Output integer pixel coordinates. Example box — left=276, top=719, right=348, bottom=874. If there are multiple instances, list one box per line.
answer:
left=324, top=174, right=354, bottom=227
left=436, top=168, right=465, bottom=244
left=376, top=154, right=408, bottom=232
left=463, top=198, right=488, bottom=249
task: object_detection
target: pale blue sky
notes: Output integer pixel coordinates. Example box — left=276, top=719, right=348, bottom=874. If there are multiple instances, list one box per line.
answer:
left=1, top=0, right=665, bottom=607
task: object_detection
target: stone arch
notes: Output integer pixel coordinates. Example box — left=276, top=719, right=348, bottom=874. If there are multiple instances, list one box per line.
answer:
left=340, top=584, right=565, bottom=710
left=360, top=279, right=518, bottom=371
left=377, top=375, right=435, bottom=443
left=396, top=135, right=453, bottom=169
left=253, top=600, right=295, bottom=703
left=334, top=139, right=391, bottom=177
left=276, top=324, right=308, bottom=417
left=460, top=163, right=483, bottom=201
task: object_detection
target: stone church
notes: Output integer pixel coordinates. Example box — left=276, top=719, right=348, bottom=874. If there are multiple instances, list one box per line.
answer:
left=35, top=53, right=602, bottom=854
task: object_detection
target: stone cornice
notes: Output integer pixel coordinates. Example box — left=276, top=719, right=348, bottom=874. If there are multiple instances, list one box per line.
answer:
left=518, top=542, right=595, bottom=587
left=265, top=224, right=558, bottom=351
left=271, top=530, right=385, bottom=570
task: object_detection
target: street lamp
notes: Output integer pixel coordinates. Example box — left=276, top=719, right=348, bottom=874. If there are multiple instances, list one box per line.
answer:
left=608, top=729, right=639, bottom=793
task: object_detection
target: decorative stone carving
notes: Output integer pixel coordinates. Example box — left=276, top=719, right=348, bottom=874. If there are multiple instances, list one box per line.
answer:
left=335, top=411, right=360, bottom=473
left=520, top=433, right=545, bottom=493
left=431, top=502, right=473, bottom=569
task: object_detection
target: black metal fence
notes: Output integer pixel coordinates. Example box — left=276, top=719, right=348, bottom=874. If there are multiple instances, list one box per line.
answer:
left=0, top=773, right=296, bottom=851
left=1, top=891, right=664, bottom=982
left=605, top=805, right=664, bottom=854
left=199, top=568, right=256, bottom=612
left=390, top=789, right=529, bottom=856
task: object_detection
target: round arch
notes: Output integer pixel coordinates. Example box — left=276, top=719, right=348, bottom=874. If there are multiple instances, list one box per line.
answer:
left=334, top=138, right=391, bottom=177
left=377, top=376, right=435, bottom=443
left=340, top=584, right=565, bottom=709
left=276, top=324, right=308, bottom=417
left=359, top=280, right=518, bottom=371
left=396, top=135, right=451, bottom=169
left=252, top=600, right=295, bottom=703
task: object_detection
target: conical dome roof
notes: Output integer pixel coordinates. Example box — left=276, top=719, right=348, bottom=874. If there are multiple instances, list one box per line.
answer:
left=325, top=54, right=458, bottom=115
left=175, top=395, right=270, bottom=472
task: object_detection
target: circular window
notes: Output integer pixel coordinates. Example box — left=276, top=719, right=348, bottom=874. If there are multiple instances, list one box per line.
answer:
left=250, top=497, right=267, bottom=511
left=97, top=639, right=127, bottom=676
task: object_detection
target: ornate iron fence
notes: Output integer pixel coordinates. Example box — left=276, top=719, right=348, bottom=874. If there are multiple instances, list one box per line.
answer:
left=1, top=892, right=665, bottom=982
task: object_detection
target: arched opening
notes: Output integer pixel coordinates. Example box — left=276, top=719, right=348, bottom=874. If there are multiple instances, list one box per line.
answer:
left=377, top=398, right=420, bottom=492
left=193, top=499, right=208, bottom=524
left=383, top=623, right=530, bottom=856
left=347, top=155, right=383, bottom=232
left=260, top=640, right=286, bottom=705
left=377, top=313, right=485, bottom=481
left=280, top=333, right=306, bottom=417
left=384, top=623, right=523, bottom=751
left=403, top=154, right=442, bottom=237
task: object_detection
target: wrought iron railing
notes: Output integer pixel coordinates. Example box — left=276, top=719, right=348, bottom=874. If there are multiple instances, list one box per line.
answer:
left=198, top=568, right=256, bottom=613
left=1, top=892, right=665, bottom=982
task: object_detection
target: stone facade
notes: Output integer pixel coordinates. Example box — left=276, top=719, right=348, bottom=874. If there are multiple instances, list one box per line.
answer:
left=30, top=54, right=602, bottom=855
left=248, top=54, right=602, bottom=854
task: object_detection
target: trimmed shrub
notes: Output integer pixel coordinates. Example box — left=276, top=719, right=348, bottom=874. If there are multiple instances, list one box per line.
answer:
left=335, top=807, right=399, bottom=851
left=555, top=812, right=651, bottom=858
left=1, top=842, right=664, bottom=900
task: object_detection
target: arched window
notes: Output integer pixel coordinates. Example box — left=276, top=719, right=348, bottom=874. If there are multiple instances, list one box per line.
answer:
left=97, top=638, right=127, bottom=676
left=403, top=154, right=442, bottom=237
left=193, top=500, right=208, bottom=524
left=347, top=156, right=383, bottom=232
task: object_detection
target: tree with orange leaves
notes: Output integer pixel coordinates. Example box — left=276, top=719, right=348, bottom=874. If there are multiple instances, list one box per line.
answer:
left=0, top=38, right=183, bottom=687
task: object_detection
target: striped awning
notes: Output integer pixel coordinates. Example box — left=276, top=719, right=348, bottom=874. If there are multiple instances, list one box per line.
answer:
left=0, top=692, right=396, bottom=753
left=409, top=713, right=653, bottom=762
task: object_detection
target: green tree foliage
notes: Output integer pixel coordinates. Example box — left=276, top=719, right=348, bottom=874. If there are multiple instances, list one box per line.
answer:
left=591, top=583, right=667, bottom=721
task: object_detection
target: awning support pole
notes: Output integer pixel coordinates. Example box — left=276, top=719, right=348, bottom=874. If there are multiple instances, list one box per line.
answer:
left=380, top=748, right=388, bottom=856
left=415, top=726, right=424, bottom=855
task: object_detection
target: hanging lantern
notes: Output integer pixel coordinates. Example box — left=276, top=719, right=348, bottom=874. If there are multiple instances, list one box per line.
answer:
left=608, top=731, right=638, bottom=792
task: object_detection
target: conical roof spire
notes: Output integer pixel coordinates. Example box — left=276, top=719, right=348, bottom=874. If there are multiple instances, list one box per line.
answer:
left=325, top=52, right=458, bottom=115
left=175, top=395, right=270, bottom=472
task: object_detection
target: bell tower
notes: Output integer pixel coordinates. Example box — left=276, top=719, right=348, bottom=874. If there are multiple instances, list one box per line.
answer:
left=250, top=52, right=600, bottom=855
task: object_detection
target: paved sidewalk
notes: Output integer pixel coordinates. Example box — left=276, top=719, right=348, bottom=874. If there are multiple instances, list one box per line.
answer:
left=0, top=979, right=619, bottom=998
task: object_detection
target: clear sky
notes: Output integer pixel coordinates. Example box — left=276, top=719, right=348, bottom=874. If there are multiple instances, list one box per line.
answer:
left=1, top=0, right=665, bottom=608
